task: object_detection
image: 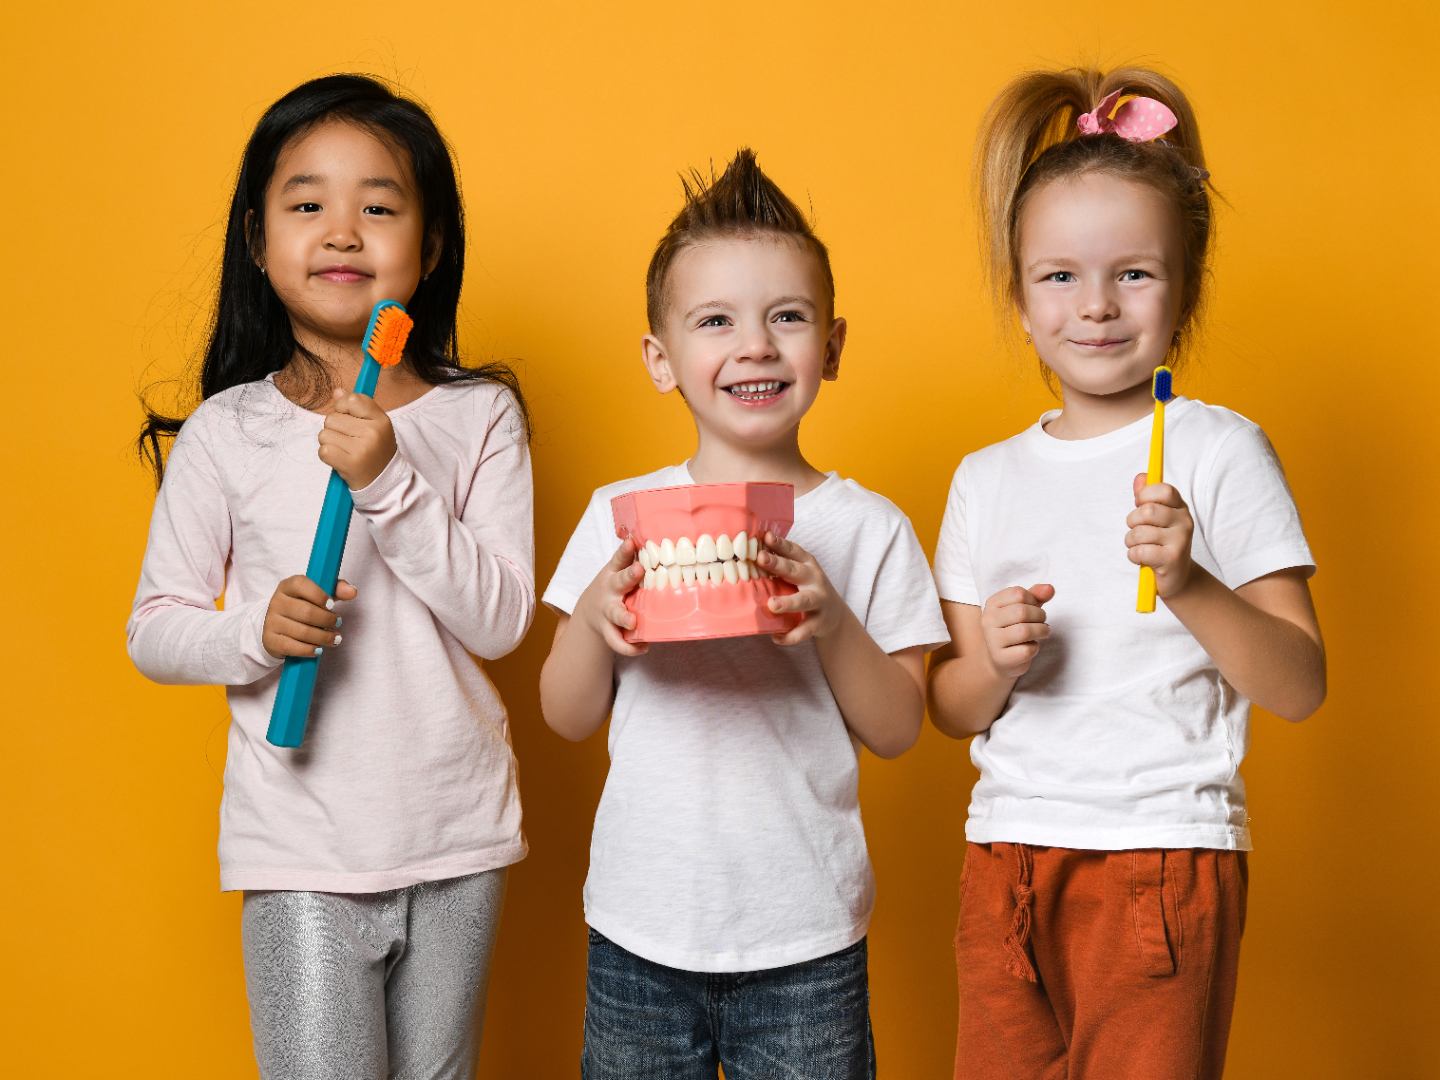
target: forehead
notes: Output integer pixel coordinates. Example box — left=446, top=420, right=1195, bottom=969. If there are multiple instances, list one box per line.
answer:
left=666, top=234, right=827, bottom=306
left=1019, top=172, right=1180, bottom=259
left=271, top=119, right=415, bottom=190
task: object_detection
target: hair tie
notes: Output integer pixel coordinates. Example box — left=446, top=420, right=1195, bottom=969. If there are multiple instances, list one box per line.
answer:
left=1077, top=90, right=1178, bottom=142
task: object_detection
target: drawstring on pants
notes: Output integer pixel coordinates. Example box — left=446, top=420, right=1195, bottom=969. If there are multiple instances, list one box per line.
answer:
left=1003, top=844, right=1038, bottom=982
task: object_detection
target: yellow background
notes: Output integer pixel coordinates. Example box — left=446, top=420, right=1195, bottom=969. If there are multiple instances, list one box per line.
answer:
left=7, top=2, right=1438, bottom=1076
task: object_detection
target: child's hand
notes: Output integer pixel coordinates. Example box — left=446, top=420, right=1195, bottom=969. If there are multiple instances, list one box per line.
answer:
left=1126, top=475, right=1195, bottom=599
left=318, top=389, right=397, bottom=490
left=262, top=576, right=356, bottom=659
left=980, top=584, right=1055, bottom=679
left=759, top=533, right=848, bottom=646
left=574, top=539, right=649, bottom=657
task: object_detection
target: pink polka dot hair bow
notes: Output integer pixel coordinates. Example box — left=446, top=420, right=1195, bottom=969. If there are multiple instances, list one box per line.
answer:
left=1077, top=90, right=1178, bottom=141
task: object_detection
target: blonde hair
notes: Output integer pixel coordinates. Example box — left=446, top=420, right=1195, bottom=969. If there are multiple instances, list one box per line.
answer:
left=975, top=66, right=1213, bottom=360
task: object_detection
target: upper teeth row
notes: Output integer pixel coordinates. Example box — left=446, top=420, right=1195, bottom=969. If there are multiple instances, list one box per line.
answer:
left=643, top=560, right=774, bottom=590
left=731, top=381, right=781, bottom=394
left=639, top=533, right=761, bottom=569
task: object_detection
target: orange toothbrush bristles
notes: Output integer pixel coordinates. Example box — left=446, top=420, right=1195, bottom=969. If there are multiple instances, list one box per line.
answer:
left=365, top=305, right=413, bottom=368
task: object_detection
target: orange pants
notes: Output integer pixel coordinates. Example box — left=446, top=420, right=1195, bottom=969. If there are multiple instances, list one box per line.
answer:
left=954, top=843, right=1247, bottom=1080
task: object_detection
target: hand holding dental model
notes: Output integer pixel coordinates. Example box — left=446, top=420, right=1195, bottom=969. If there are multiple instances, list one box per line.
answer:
left=757, top=532, right=850, bottom=646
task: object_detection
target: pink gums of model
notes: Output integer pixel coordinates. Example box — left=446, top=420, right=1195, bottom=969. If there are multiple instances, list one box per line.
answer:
left=611, top=482, right=801, bottom=643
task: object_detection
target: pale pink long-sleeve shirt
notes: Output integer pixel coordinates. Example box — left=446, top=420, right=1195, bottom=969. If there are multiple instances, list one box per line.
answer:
left=128, top=374, right=534, bottom=892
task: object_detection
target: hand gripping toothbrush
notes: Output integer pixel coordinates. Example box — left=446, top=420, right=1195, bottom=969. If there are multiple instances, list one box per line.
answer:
left=266, top=300, right=413, bottom=747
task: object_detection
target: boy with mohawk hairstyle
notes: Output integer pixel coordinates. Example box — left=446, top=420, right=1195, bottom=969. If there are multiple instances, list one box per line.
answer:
left=541, top=149, right=947, bottom=1078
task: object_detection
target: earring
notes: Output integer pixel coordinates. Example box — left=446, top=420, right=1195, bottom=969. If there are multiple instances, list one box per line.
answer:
left=1024, top=334, right=1032, bottom=345
left=259, top=266, right=266, bottom=276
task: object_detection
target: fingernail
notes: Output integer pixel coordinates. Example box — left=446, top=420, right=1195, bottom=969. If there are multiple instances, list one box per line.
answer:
left=313, top=647, right=324, bottom=657
left=334, top=616, right=343, bottom=628
left=334, top=635, right=343, bottom=646
left=325, top=598, right=335, bottom=611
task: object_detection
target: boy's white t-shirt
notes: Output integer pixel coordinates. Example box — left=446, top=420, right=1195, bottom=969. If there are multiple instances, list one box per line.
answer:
left=933, top=398, right=1314, bottom=852
left=543, top=464, right=949, bottom=973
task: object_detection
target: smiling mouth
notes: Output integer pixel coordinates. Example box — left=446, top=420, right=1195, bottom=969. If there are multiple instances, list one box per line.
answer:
left=1071, top=338, right=1130, bottom=349
left=314, top=266, right=372, bottom=283
left=724, top=380, right=790, bottom=402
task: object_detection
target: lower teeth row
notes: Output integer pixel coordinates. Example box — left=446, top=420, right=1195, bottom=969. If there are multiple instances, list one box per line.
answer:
left=643, top=560, right=773, bottom=590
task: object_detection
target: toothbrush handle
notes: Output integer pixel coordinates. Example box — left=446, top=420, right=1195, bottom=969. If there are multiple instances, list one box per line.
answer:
left=266, top=358, right=381, bottom=748
left=1136, top=401, right=1166, bottom=614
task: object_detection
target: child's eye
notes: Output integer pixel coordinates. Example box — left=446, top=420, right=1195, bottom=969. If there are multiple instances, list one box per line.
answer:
left=294, top=202, right=322, bottom=214
left=773, top=310, right=808, bottom=323
left=1045, top=271, right=1075, bottom=284
left=1120, top=269, right=1151, bottom=282
left=363, top=205, right=394, bottom=216
left=697, top=315, right=731, bottom=328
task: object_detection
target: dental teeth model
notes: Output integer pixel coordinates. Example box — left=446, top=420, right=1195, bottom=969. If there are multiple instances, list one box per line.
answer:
left=610, top=482, right=802, bottom=643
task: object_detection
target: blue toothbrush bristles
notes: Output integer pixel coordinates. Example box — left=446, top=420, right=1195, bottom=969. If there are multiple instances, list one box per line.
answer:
left=1152, top=366, right=1174, bottom=403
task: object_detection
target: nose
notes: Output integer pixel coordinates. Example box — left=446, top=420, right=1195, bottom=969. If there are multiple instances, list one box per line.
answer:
left=1077, top=281, right=1119, bottom=322
left=733, top=320, right=779, bottom=363
left=323, top=211, right=362, bottom=253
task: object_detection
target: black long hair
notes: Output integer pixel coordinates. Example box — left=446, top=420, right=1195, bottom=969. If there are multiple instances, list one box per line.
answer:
left=138, top=74, right=529, bottom=484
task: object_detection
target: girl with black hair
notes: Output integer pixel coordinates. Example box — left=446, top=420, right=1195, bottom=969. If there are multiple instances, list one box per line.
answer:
left=127, top=74, right=533, bottom=1079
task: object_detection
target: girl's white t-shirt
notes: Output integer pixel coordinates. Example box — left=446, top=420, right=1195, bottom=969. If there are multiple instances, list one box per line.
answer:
left=128, top=376, right=535, bottom=892
left=933, top=397, right=1314, bottom=851
left=543, top=464, right=949, bottom=973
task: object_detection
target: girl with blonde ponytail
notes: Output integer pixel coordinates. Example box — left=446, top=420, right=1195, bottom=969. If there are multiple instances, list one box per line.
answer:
left=928, top=66, right=1325, bottom=1079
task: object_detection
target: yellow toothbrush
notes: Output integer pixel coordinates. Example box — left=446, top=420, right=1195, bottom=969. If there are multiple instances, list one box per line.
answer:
left=1137, top=365, right=1174, bottom=613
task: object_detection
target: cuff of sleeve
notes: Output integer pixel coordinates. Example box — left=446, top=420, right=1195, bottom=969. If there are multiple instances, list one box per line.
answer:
left=240, top=601, right=285, bottom=672
left=1221, top=546, right=1316, bottom=591
left=934, top=573, right=981, bottom=606
left=541, top=587, right=579, bottom=616
left=349, top=449, right=413, bottom=513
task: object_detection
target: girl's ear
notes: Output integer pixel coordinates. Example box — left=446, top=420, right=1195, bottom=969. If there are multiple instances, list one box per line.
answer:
left=245, top=209, right=265, bottom=271
left=422, top=227, right=444, bottom=279
left=822, top=316, right=847, bottom=382
left=641, top=334, right=677, bottom=394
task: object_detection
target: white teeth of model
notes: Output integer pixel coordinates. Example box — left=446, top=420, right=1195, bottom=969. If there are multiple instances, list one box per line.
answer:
left=716, top=534, right=734, bottom=561
left=645, top=540, right=662, bottom=568
left=733, top=532, right=748, bottom=562
left=736, top=559, right=751, bottom=582
left=695, top=534, right=717, bottom=563
left=667, top=565, right=682, bottom=588
left=643, top=567, right=657, bottom=590
left=748, top=536, right=760, bottom=562
left=659, top=538, right=676, bottom=566
left=707, top=562, right=724, bottom=586
left=638, top=546, right=653, bottom=571
left=676, top=537, right=697, bottom=566
left=723, top=561, right=739, bottom=585
left=681, top=565, right=697, bottom=585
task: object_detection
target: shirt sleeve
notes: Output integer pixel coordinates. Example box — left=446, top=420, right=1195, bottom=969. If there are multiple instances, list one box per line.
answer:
left=932, top=459, right=981, bottom=605
left=350, top=387, right=536, bottom=661
left=857, top=513, right=951, bottom=656
left=1192, top=421, right=1316, bottom=590
left=541, top=488, right=619, bottom=616
left=126, top=416, right=282, bottom=686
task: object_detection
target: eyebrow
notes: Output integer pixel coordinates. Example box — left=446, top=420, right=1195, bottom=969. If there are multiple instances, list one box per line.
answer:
left=279, top=174, right=407, bottom=195
left=769, top=295, right=816, bottom=309
left=1024, top=254, right=1166, bottom=273
left=682, top=300, right=734, bottom=321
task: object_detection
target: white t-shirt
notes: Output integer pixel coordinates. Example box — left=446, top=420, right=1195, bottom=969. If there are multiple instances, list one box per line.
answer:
left=933, top=398, right=1314, bottom=851
left=543, top=464, right=949, bottom=972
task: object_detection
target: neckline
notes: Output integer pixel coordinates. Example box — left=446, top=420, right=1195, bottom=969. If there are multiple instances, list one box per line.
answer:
left=1026, top=396, right=1193, bottom=460
left=679, top=462, right=839, bottom=504
left=262, top=371, right=445, bottom=421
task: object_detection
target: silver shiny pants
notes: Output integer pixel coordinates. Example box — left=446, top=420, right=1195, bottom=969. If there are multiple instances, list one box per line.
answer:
left=241, top=868, right=506, bottom=1080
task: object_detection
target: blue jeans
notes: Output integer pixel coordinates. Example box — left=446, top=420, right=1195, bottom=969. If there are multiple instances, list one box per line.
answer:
left=582, top=928, right=877, bottom=1079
